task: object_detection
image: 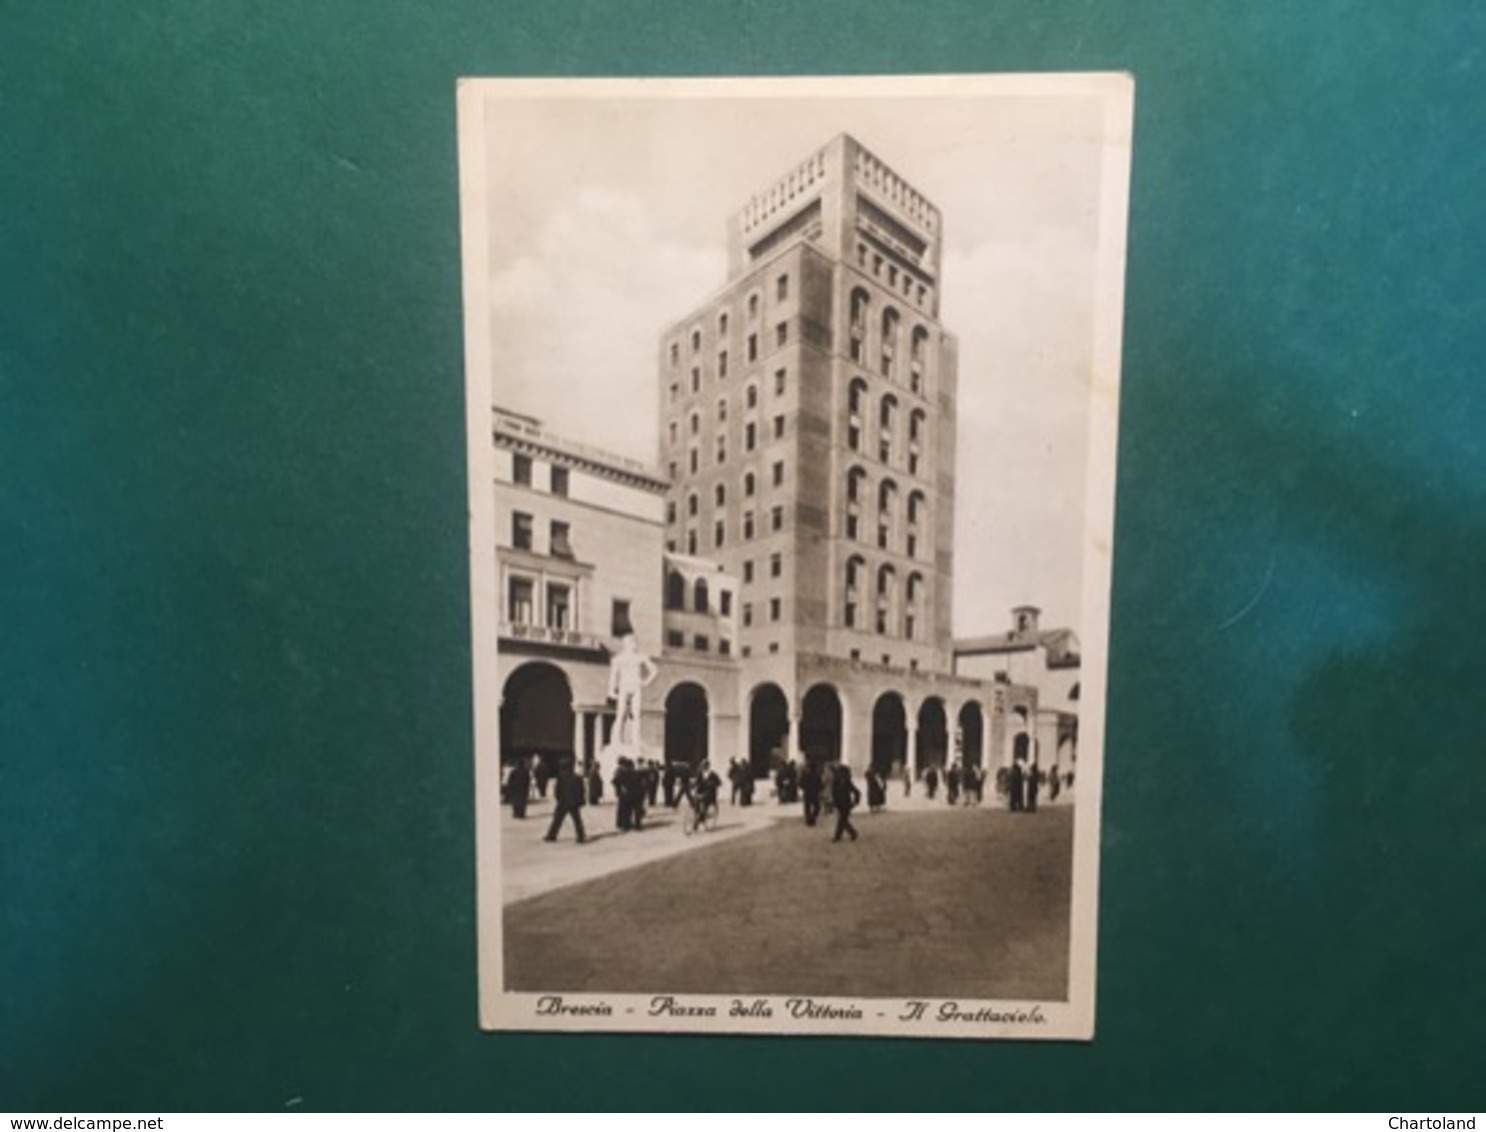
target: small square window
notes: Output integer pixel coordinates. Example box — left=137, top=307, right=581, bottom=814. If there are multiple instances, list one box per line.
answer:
left=550, top=521, right=573, bottom=559
left=719, top=639, right=732, bottom=656
left=741, top=645, right=752, bottom=658
left=694, top=635, right=709, bottom=652
left=769, top=642, right=780, bottom=655
left=667, top=629, right=685, bottom=648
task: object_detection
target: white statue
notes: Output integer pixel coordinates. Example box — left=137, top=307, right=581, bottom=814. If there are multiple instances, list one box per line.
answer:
left=607, top=633, right=658, bottom=752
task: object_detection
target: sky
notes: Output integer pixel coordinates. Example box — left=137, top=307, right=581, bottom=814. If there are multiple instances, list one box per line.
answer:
left=472, top=78, right=1119, bottom=639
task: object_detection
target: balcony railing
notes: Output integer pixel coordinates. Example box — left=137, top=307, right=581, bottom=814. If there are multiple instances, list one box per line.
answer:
left=499, top=621, right=603, bottom=650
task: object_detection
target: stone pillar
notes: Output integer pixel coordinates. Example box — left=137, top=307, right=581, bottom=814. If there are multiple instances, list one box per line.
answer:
left=573, top=709, right=586, bottom=767
left=787, top=711, right=801, bottom=764
left=908, top=726, right=920, bottom=778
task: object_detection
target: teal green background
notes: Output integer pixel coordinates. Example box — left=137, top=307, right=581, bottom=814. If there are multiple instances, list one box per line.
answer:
left=3, top=0, right=1482, bottom=1111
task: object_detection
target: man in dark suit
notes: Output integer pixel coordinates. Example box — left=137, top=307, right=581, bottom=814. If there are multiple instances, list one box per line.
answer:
left=507, top=756, right=531, bottom=819
left=830, top=765, right=862, bottom=842
left=543, top=756, right=587, bottom=843
left=800, top=760, right=823, bottom=827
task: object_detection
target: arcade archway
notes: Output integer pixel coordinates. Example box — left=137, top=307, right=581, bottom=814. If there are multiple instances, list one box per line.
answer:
left=958, top=701, right=985, bottom=768
left=918, top=697, right=948, bottom=770
left=500, top=662, right=574, bottom=778
left=664, top=682, right=709, bottom=768
left=799, top=684, right=843, bottom=765
left=748, top=683, right=790, bottom=777
left=871, top=692, right=907, bottom=776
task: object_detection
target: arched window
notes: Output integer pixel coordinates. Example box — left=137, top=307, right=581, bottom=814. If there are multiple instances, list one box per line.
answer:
left=715, top=483, right=726, bottom=507
left=880, top=393, right=898, bottom=431
left=687, top=492, right=698, bottom=517
left=881, top=307, right=900, bottom=378
left=908, top=489, right=925, bottom=524
left=877, top=563, right=895, bottom=597
left=847, top=465, right=868, bottom=504
left=689, top=411, right=700, bottom=436
left=694, top=577, right=709, bottom=613
left=849, top=287, right=871, bottom=363
left=909, top=408, right=925, bottom=444
left=717, top=397, right=728, bottom=423
left=907, top=571, right=924, bottom=603
left=849, top=377, right=868, bottom=416
left=744, top=471, right=756, bottom=497
left=846, top=554, right=866, bottom=591
left=666, top=570, right=685, bottom=610
left=911, top=324, right=929, bottom=362
left=746, top=384, right=758, bottom=409
left=877, top=477, right=898, bottom=516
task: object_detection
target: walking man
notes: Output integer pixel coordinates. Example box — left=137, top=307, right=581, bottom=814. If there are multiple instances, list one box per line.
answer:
left=800, top=760, right=823, bottom=827
left=543, top=755, right=587, bottom=844
left=830, top=765, right=862, bottom=842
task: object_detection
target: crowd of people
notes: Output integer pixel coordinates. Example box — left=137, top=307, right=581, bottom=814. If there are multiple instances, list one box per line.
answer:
left=500, top=750, right=1069, bottom=845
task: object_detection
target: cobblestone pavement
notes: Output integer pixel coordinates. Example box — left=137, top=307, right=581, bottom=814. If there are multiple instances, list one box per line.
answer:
left=503, top=804, right=1073, bottom=1001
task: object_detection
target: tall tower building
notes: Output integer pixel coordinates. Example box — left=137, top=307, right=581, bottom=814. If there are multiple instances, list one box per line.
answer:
left=657, top=134, right=974, bottom=774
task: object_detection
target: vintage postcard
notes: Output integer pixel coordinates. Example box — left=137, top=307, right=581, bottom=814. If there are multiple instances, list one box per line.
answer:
left=459, top=74, right=1132, bottom=1040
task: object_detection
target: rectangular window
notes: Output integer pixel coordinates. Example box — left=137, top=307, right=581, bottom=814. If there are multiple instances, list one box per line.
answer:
left=907, top=534, right=918, bottom=558
left=905, top=615, right=916, bottom=640
left=770, top=597, right=781, bottom=622
left=772, top=460, right=784, bottom=486
left=714, top=521, right=724, bottom=548
left=877, top=609, right=888, bottom=634
left=845, top=602, right=856, bottom=628
left=846, top=515, right=859, bottom=540
left=777, top=274, right=789, bottom=301
left=719, top=639, right=732, bottom=657
left=691, top=367, right=701, bottom=393
left=551, top=520, right=574, bottom=559
left=611, top=599, right=631, bottom=637
left=908, top=452, right=920, bottom=476
left=687, top=530, right=698, bottom=555
left=745, top=423, right=756, bottom=451
left=742, top=560, right=754, bottom=583
left=878, top=525, right=889, bottom=550
left=850, top=648, right=861, bottom=661
left=550, top=466, right=569, bottom=496
left=747, top=333, right=758, bottom=362
left=718, top=350, right=728, bottom=378
left=776, top=322, right=788, bottom=347
left=742, top=603, right=753, bottom=628
left=512, top=453, right=532, bottom=486
left=716, top=439, right=727, bottom=465
left=508, top=577, right=533, bottom=624
left=774, top=368, right=786, bottom=396
left=769, top=642, right=780, bottom=655
left=848, top=424, right=861, bottom=451
left=744, top=511, right=755, bottom=539
left=770, top=552, right=782, bottom=578
left=694, top=635, right=709, bottom=652
left=741, top=645, right=752, bottom=658
left=669, top=382, right=679, bottom=403
left=666, top=500, right=676, bottom=524
left=668, top=461, right=677, bottom=480
left=670, top=343, right=680, bottom=366
left=689, top=448, right=699, bottom=474
left=771, top=505, right=783, bottom=532
left=773, top=415, right=785, bottom=439
left=719, top=591, right=732, bottom=616
left=546, top=583, right=570, bottom=630
left=719, top=312, right=729, bottom=335
left=667, top=629, right=685, bottom=648
left=512, top=511, right=533, bottom=551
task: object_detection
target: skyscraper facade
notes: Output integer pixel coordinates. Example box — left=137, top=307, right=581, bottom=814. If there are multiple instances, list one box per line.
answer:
left=657, top=135, right=994, bottom=777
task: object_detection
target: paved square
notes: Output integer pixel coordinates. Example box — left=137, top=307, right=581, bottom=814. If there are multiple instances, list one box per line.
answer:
left=504, top=805, right=1073, bottom=1001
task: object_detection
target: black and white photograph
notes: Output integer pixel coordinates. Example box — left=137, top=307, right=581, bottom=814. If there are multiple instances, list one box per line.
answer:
left=459, top=74, right=1132, bottom=1040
